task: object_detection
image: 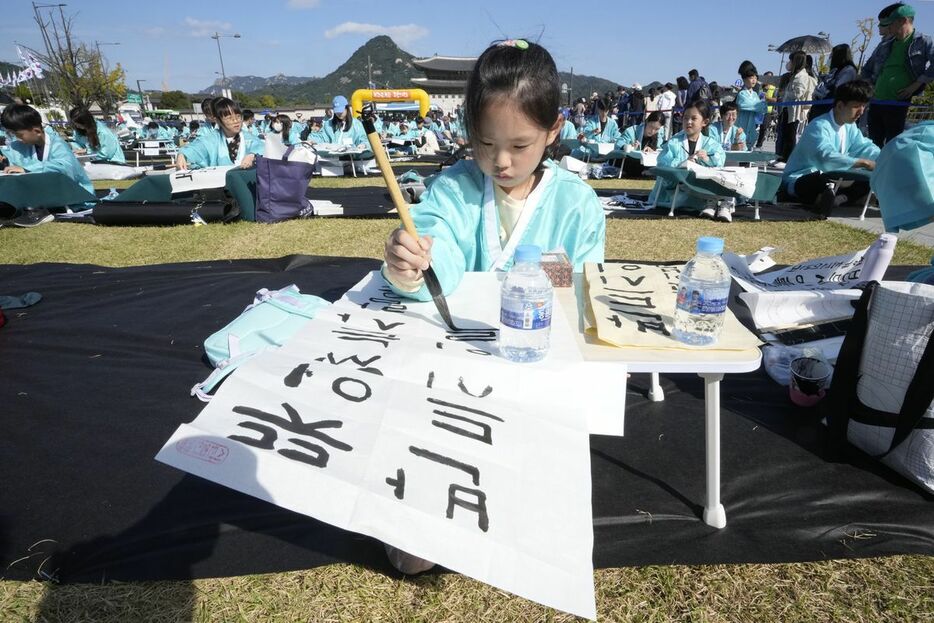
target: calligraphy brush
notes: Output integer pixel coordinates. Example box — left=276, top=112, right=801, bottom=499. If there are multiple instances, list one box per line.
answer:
left=358, top=103, right=458, bottom=331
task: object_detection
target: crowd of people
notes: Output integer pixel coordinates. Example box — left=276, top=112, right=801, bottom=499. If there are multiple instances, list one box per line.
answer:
left=0, top=1, right=929, bottom=227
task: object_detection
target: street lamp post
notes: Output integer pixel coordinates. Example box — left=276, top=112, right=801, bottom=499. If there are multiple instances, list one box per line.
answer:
left=136, top=79, right=146, bottom=111
left=210, top=31, right=241, bottom=97
left=95, top=40, right=120, bottom=73
left=768, top=44, right=785, bottom=76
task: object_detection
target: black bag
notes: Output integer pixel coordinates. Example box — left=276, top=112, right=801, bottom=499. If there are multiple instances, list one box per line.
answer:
left=92, top=199, right=239, bottom=225
left=825, top=281, right=934, bottom=493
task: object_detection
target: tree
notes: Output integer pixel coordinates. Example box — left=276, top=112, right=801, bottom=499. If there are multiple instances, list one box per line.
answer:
left=27, top=6, right=128, bottom=112
left=852, top=17, right=876, bottom=71
left=160, top=90, right=191, bottom=110
left=258, top=94, right=278, bottom=109
left=233, top=91, right=261, bottom=109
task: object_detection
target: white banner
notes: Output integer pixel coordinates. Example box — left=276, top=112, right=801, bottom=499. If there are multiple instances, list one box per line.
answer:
left=0, top=47, right=45, bottom=88
left=157, top=272, right=630, bottom=619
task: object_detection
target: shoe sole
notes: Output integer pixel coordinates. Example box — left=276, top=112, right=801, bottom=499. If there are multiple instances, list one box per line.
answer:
left=14, top=215, right=55, bottom=228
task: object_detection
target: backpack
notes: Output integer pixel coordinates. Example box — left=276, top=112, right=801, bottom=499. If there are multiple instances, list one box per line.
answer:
left=191, top=284, right=330, bottom=401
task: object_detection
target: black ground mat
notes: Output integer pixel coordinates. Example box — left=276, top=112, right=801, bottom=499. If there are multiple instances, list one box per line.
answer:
left=1, top=258, right=930, bottom=584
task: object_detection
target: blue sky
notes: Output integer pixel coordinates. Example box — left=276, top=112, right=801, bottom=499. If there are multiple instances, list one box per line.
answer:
left=3, top=0, right=933, bottom=94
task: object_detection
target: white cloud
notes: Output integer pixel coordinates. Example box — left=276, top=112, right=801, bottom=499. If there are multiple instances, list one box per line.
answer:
left=287, top=0, right=322, bottom=8
left=324, top=22, right=428, bottom=46
left=183, top=17, right=234, bottom=38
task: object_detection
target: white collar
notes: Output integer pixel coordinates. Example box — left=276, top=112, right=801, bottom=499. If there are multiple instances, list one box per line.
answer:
left=482, top=164, right=553, bottom=271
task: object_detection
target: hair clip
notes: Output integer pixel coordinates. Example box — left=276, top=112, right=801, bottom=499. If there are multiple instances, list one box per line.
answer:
left=499, top=39, right=529, bottom=50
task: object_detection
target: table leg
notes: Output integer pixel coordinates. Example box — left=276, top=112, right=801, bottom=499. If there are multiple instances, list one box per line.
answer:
left=668, top=184, right=680, bottom=217
left=700, top=372, right=726, bottom=529
left=860, top=191, right=874, bottom=221
left=648, top=372, right=665, bottom=402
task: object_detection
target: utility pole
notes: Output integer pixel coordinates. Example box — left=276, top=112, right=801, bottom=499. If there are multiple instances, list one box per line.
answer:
left=136, top=79, right=146, bottom=111
left=210, top=32, right=240, bottom=98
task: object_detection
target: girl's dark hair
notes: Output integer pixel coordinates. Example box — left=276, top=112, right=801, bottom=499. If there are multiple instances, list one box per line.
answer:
left=645, top=111, right=664, bottom=124
left=464, top=40, right=560, bottom=159
left=242, top=109, right=255, bottom=121
left=684, top=99, right=713, bottom=136
left=189, top=120, right=200, bottom=132
left=830, top=44, right=856, bottom=71
left=788, top=51, right=807, bottom=76
left=212, top=97, right=242, bottom=120
left=738, top=60, right=758, bottom=79
left=200, top=97, right=215, bottom=117
left=68, top=107, right=100, bottom=150
left=330, top=107, right=352, bottom=132
left=805, top=54, right=817, bottom=78
left=147, top=121, right=158, bottom=129
left=676, top=76, right=689, bottom=90
left=276, top=114, right=293, bottom=143
left=719, top=101, right=738, bottom=115
left=1, top=104, right=42, bottom=132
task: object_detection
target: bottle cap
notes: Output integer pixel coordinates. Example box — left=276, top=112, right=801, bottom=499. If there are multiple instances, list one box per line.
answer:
left=696, top=236, right=724, bottom=254
left=514, top=245, right=542, bottom=264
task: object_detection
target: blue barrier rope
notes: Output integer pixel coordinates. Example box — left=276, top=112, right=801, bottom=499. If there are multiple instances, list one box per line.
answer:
left=610, top=99, right=930, bottom=118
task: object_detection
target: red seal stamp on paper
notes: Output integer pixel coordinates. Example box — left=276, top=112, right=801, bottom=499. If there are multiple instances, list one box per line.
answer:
left=176, top=438, right=229, bottom=464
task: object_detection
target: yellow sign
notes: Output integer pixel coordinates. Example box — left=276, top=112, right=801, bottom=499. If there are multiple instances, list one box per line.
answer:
left=351, top=88, right=430, bottom=118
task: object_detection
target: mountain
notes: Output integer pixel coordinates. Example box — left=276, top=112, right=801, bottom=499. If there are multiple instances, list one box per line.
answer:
left=203, top=73, right=312, bottom=96
left=271, top=35, right=418, bottom=105
left=557, top=72, right=620, bottom=104
left=199, top=36, right=621, bottom=107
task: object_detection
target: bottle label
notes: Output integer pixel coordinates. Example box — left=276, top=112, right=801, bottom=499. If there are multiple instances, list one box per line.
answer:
left=675, top=288, right=727, bottom=314
left=501, top=298, right=552, bottom=330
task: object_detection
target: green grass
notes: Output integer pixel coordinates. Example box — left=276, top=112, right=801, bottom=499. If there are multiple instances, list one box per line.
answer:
left=2, top=178, right=933, bottom=622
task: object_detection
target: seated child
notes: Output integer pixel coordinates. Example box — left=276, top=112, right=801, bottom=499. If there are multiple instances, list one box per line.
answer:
left=175, top=98, right=263, bottom=170
left=572, top=98, right=621, bottom=160
left=782, top=80, right=879, bottom=216
left=383, top=39, right=605, bottom=300
left=712, top=101, right=746, bottom=152
left=68, top=107, right=126, bottom=163
left=647, top=99, right=727, bottom=219
left=322, top=95, right=369, bottom=148
left=0, top=104, right=95, bottom=196
left=617, top=110, right=667, bottom=176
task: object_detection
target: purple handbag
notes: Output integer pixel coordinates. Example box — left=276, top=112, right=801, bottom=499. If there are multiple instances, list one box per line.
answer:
left=254, top=145, right=315, bottom=223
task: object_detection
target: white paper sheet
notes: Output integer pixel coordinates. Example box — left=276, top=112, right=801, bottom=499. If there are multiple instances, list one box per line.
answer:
left=738, top=289, right=861, bottom=330
left=157, top=271, right=629, bottom=619
left=639, top=151, right=658, bottom=167
left=724, top=249, right=871, bottom=292
left=168, top=166, right=234, bottom=194
left=686, top=163, right=758, bottom=198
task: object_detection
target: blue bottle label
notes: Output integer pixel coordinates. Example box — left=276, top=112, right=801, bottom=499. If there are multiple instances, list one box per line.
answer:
left=675, top=289, right=727, bottom=314
left=500, top=299, right=552, bottom=330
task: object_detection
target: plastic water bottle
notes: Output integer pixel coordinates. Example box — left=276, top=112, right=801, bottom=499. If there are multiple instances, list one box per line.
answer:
left=499, top=245, right=553, bottom=362
left=673, top=236, right=732, bottom=346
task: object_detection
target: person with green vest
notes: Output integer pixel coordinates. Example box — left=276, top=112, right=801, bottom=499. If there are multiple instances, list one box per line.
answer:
left=861, top=2, right=934, bottom=146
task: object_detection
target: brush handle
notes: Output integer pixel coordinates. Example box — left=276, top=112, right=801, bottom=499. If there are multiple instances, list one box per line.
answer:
left=360, top=116, right=420, bottom=240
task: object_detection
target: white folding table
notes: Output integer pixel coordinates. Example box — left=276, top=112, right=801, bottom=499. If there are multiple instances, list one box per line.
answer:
left=558, top=275, right=762, bottom=528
